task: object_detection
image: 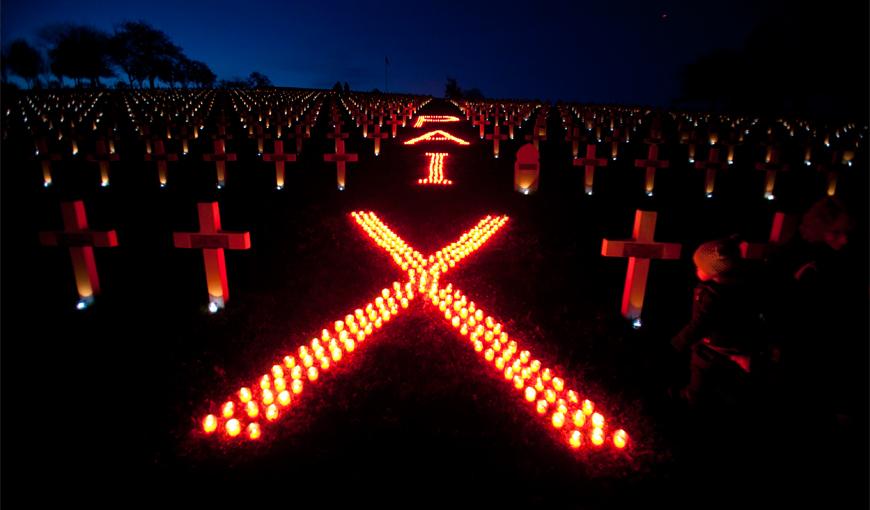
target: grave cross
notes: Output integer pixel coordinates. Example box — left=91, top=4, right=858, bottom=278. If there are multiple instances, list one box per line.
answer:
left=634, top=144, right=670, bottom=197
left=572, top=144, right=608, bottom=195
left=601, top=210, right=681, bottom=325
left=173, top=202, right=251, bottom=312
left=754, top=147, right=789, bottom=201
left=366, top=123, right=389, bottom=156
left=203, top=139, right=238, bottom=189
left=263, top=140, right=297, bottom=190
left=144, top=139, right=179, bottom=188
left=39, top=200, right=119, bottom=309
left=694, top=147, right=728, bottom=198
left=473, top=113, right=491, bottom=140
left=86, top=139, right=119, bottom=187
left=485, top=125, right=508, bottom=159
left=386, top=112, right=402, bottom=139
left=324, top=139, right=359, bottom=190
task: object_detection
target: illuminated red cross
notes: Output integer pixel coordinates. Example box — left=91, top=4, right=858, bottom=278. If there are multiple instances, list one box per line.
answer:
left=634, top=144, right=670, bottom=197
left=173, top=202, right=251, bottom=312
left=39, top=200, right=119, bottom=309
left=86, top=139, right=119, bottom=188
left=572, top=144, right=608, bottom=196
left=323, top=139, right=358, bottom=190
left=365, top=123, right=389, bottom=156
left=601, top=209, right=681, bottom=326
left=386, top=112, right=402, bottom=139
left=199, top=212, right=631, bottom=453
left=755, top=146, right=789, bottom=201
left=485, top=125, right=508, bottom=159
left=262, top=141, right=297, bottom=190
left=472, top=113, right=491, bottom=140
left=418, top=152, right=452, bottom=185
left=203, top=139, right=237, bottom=189
left=144, top=139, right=178, bottom=188
left=694, top=147, right=728, bottom=198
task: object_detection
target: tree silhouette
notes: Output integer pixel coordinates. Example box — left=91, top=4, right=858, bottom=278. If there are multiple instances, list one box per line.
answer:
left=187, top=60, right=216, bottom=88
left=42, top=24, right=114, bottom=87
left=5, top=39, right=44, bottom=88
left=110, top=21, right=182, bottom=88
left=680, top=0, right=867, bottom=118
left=445, top=77, right=462, bottom=99
left=248, top=71, right=272, bottom=88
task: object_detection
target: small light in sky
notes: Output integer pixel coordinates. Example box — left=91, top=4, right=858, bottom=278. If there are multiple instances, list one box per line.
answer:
left=661, top=13, right=668, bottom=20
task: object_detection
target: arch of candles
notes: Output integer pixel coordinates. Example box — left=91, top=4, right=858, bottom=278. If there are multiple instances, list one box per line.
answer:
left=413, top=115, right=461, bottom=128
left=404, top=130, right=470, bottom=145
left=200, top=211, right=629, bottom=453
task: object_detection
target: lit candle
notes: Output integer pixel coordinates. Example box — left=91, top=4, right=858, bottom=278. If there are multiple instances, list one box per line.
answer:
left=613, top=429, right=628, bottom=449
left=525, top=387, right=537, bottom=402
left=274, top=378, right=286, bottom=392
left=271, top=365, right=284, bottom=379
left=247, top=422, right=261, bottom=440
left=221, top=401, right=234, bottom=419
left=569, top=430, right=582, bottom=448
left=572, top=410, right=586, bottom=427
left=226, top=419, right=241, bottom=437
left=266, top=404, right=279, bottom=421
left=590, top=428, right=605, bottom=446
left=239, top=387, right=252, bottom=403
left=202, top=414, right=217, bottom=433
left=591, top=412, right=604, bottom=428
left=262, top=389, right=274, bottom=406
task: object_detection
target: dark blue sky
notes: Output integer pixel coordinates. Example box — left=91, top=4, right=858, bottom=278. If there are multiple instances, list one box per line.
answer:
left=2, top=0, right=781, bottom=105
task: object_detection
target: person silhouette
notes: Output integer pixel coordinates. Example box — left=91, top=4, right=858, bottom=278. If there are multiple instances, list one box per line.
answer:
left=671, top=236, right=767, bottom=409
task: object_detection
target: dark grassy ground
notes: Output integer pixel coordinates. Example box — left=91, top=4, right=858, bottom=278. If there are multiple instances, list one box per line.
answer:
left=2, top=96, right=867, bottom=507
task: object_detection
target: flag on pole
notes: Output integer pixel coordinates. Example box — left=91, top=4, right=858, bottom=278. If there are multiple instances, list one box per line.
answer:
left=385, top=56, right=390, bottom=66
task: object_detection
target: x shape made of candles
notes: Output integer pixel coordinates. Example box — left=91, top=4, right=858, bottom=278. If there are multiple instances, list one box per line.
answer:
left=201, top=212, right=629, bottom=453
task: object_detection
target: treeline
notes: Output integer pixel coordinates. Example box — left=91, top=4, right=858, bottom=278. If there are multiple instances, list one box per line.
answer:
left=1, top=21, right=272, bottom=90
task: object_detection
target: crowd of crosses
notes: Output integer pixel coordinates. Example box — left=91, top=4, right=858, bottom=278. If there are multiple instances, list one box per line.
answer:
left=13, top=90, right=862, bottom=315
left=5, top=87, right=864, bottom=456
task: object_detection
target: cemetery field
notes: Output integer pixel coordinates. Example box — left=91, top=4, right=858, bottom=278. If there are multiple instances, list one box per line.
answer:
left=1, top=94, right=867, bottom=507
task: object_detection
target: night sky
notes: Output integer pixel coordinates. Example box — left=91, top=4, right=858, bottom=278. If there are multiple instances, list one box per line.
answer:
left=3, top=0, right=789, bottom=105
